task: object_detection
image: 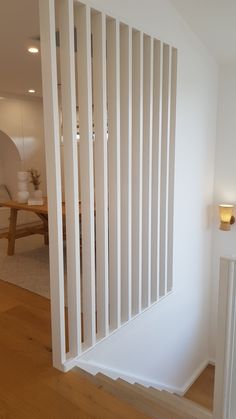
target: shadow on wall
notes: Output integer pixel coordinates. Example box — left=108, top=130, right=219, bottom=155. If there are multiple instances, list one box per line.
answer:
left=0, top=130, right=21, bottom=200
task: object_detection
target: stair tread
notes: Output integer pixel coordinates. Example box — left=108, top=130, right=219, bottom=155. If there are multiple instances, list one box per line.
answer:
left=95, top=374, right=198, bottom=419
left=162, top=390, right=212, bottom=413
left=117, top=379, right=198, bottom=419
left=74, top=369, right=212, bottom=419
left=138, top=384, right=210, bottom=410
left=135, top=384, right=212, bottom=419
left=69, top=368, right=150, bottom=418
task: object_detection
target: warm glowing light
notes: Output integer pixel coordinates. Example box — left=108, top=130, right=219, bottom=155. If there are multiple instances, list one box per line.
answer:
left=28, top=47, right=39, bottom=54
left=0, top=97, right=5, bottom=100
left=28, top=89, right=35, bottom=93
left=219, top=204, right=235, bottom=231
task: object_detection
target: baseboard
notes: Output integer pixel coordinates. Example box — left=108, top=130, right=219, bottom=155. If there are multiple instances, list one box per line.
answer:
left=76, top=357, right=211, bottom=396
left=180, top=359, right=210, bottom=396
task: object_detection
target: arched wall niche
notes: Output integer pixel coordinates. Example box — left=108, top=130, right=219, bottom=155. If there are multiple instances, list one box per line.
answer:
left=0, top=130, right=21, bottom=200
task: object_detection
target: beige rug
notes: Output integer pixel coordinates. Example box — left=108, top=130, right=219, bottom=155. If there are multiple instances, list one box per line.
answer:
left=0, top=235, right=52, bottom=299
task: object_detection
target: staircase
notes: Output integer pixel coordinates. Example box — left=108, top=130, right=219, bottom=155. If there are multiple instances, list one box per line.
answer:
left=75, top=367, right=213, bottom=419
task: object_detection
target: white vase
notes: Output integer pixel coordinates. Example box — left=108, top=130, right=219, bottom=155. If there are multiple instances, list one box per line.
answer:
left=16, top=171, right=29, bottom=203
left=17, top=171, right=28, bottom=182
left=18, top=181, right=28, bottom=191
left=34, top=189, right=43, bottom=200
left=17, top=190, right=30, bottom=203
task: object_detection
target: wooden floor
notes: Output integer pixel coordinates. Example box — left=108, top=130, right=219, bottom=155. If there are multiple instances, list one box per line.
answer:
left=0, top=280, right=151, bottom=419
left=0, top=279, right=215, bottom=418
left=184, top=364, right=215, bottom=411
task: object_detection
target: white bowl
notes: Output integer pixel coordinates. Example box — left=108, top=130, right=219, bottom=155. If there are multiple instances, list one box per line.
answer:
left=17, top=190, right=29, bottom=203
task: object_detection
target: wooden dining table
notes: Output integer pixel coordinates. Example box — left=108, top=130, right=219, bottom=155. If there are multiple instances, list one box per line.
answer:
left=0, top=199, right=74, bottom=256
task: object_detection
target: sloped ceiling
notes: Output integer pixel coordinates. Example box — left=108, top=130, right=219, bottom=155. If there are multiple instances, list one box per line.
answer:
left=1, top=0, right=236, bottom=99
left=0, top=0, right=42, bottom=97
left=171, top=0, right=236, bottom=64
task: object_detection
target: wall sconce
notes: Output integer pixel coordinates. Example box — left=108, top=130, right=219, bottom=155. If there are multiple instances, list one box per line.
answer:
left=219, top=204, right=235, bottom=231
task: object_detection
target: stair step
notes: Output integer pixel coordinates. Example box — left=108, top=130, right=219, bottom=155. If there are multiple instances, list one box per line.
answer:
left=95, top=374, right=197, bottom=419
left=75, top=369, right=213, bottom=419
left=162, top=390, right=212, bottom=418
left=75, top=366, right=96, bottom=380
left=69, top=368, right=149, bottom=419
left=135, top=385, right=212, bottom=419
left=74, top=368, right=116, bottom=390
left=94, top=374, right=163, bottom=418
left=117, top=379, right=198, bottom=419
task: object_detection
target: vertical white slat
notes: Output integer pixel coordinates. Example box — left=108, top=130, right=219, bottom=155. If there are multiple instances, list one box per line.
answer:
left=132, top=30, right=143, bottom=315
left=159, top=43, right=171, bottom=298
left=107, top=18, right=121, bottom=330
left=59, top=0, right=81, bottom=358
left=120, top=24, right=132, bottom=322
left=92, top=12, right=109, bottom=338
left=39, top=0, right=66, bottom=369
left=225, top=261, right=236, bottom=419
left=142, top=35, right=154, bottom=309
left=214, top=259, right=236, bottom=419
left=151, top=40, right=162, bottom=303
left=75, top=3, right=96, bottom=347
left=227, top=261, right=236, bottom=419
left=167, top=48, right=177, bottom=293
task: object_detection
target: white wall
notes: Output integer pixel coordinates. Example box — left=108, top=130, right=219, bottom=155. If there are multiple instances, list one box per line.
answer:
left=0, top=94, right=46, bottom=226
left=0, top=157, right=4, bottom=184
left=0, top=131, right=21, bottom=199
left=210, top=64, right=236, bottom=361
left=78, top=0, right=218, bottom=390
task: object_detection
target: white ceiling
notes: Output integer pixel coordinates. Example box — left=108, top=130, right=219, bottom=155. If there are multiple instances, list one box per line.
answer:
left=0, top=0, right=42, bottom=97
left=171, top=0, right=236, bottom=64
left=0, top=0, right=235, bottom=99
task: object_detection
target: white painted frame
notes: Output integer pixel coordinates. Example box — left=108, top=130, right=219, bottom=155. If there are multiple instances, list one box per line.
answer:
left=39, top=0, right=66, bottom=370
left=107, top=17, right=121, bottom=331
left=167, top=47, right=177, bottom=293
left=59, top=0, right=81, bottom=359
left=132, top=30, right=143, bottom=316
left=151, top=40, right=162, bottom=302
left=142, top=35, right=154, bottom=309
left=159, top=43, right=171, bottom=297
left=214, top=258, right=236, bottom=419
left=120, top=23, right=132, bottom=323
left=75, top=3, right=96, bottom=348
left=92, top=11, right=109, bottom=339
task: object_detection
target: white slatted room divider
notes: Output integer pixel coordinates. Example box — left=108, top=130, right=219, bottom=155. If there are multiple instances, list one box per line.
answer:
left=39, top=0, right=178, bottom=371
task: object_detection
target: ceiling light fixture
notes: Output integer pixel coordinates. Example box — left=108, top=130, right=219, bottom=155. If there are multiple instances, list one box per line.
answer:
left=28, top=89, right=35, bottom=93
left=28, top=47, right=39, bottom=54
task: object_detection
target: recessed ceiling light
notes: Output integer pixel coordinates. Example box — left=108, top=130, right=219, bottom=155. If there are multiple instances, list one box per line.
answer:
left=28, top=47, right=39, bottom=54
left=28, top=89, right=35, bottom=93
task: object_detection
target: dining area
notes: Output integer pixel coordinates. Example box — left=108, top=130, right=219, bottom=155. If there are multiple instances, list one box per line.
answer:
left=0, top=168, right=52, bottom=256
left=0, top=198, right=50, bottom=256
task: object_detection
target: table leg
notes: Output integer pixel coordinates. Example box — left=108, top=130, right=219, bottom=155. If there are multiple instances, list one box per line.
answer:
left=8, top=208, right=18, bottom=256
left=43, top=216, right=49, bottom=246
left=44, top=231, right=49, bottom=246
left=37, top=213, right=49, bottom=245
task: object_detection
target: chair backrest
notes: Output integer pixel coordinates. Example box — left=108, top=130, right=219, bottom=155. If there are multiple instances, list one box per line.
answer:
left=0, top=184, right=11, bottom=202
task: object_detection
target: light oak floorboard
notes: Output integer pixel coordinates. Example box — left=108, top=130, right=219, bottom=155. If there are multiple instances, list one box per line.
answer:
left=0, top=280, right=214, bottom=417
left=183, top=365, right=215, bottom=411
left=0, top=280, right=148, bottom=419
